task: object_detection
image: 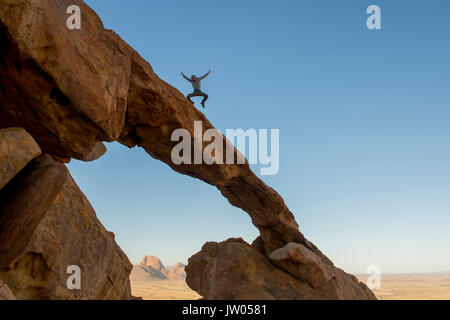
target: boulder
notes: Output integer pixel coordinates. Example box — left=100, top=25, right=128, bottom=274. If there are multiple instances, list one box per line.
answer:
left=0, top=127, right=41, bottom=190
left=0, top=155, right=132, bottom=299
left=186, top=238, right=377, bottom=300
left=269, top=242, right=334, bottom=288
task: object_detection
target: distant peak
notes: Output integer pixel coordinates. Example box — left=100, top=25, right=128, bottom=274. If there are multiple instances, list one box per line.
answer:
left=173, top=262, right=186, bottom=268
left=139, top=255, right=165, bottom=271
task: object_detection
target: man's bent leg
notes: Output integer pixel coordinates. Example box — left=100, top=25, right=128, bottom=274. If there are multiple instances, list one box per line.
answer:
left=200, top=92, right=209, bottom=108
left=186, top=92, right=195, bottom=104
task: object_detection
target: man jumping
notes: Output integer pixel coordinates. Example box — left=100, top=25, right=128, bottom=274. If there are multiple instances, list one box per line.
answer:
left=181, top=70, right=211, bottom=108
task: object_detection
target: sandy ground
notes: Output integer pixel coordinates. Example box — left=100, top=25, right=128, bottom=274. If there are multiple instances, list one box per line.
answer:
left=357, top=273, right=450, bottom=300
left=131, top=280, right=202, bottom=300
left=131, top=274, right=450, bottom=300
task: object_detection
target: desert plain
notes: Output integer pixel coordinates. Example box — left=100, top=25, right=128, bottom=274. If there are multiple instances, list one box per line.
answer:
left=131, top=273, right=450, bottom=300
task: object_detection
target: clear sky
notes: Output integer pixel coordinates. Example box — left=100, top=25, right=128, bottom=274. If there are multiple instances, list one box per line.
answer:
left=68, top=0, right=450, bottom=274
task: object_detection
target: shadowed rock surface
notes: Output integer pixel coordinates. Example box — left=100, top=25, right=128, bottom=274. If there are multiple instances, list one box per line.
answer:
left=0, top=155, right=132, bottom=299
left=269, top=242, right=334, bottom=288
left=186, top=239, right=376, bottom=300
left=0, top=0, right=375, bottom=299
left=0, top=127, right=41, bottom=189
left=0, top=0, right=131, bottom=161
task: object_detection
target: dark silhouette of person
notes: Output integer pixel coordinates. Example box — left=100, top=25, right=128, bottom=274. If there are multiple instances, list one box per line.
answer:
left=181, top=70, right=211, bottom=108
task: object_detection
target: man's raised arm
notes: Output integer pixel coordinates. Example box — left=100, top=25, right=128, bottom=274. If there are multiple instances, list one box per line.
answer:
left=199, top=70, right=211, bottom=80
left=181, top=72, right=192, bottom=82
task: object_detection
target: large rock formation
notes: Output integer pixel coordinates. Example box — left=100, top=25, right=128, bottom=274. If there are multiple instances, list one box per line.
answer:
left=0, top=0, right=375, bottom=299
left=130, top=255, right=186, bottom=281
left=0, top=154, right=132, bottom=299
left=269, top=242, right=334, bottom=288
left=131, top=256, right=167, bottom=281
left=0, top=0, right=130, bottom=161
left=140, top=256, right=166, bottom=274
left=187, top=239, right=376, bottom=300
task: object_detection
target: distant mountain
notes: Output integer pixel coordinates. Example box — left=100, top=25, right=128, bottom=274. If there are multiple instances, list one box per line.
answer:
left=167, top=262, right=187, bottom=280
left=130, top=255, right=186, bottom=281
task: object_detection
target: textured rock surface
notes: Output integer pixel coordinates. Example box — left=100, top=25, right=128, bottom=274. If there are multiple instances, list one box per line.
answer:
left=0, top=0, right=376, bottom=300
left=186, top=238, right=377, bottom=300
left=0, top=0, right=131, bottom=161
left=0, top=127, right=41, bottom=189
left=269, top=242, right=334, bottom=288
left=0, top=155, right=132, bottom=300
left=0, top=282, right=16, bottom=300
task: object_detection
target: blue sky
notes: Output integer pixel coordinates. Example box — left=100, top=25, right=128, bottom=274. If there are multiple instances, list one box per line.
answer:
left=69, top=0, right=450, bottom=273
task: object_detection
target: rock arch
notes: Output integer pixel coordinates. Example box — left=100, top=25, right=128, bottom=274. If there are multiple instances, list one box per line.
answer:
left=0, top=0, right=375, bottom=299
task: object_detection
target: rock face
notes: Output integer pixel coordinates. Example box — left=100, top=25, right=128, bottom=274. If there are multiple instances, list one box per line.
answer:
left=186, top=239, right=376, bottom=300
left=130, top=266, right=159, bottom=282
left=130, top=256, right=186, bottom=281
left=0, top=155, right=132, bottom=299
left=0, top=127, right=41, bottom=189
left=140, top=256, right=166, bottom=274
left=131, top=256, right=167, bottom=281
left=0, top=0, right=131, bottom=161
left=0, top=0, right=376, bottom=299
